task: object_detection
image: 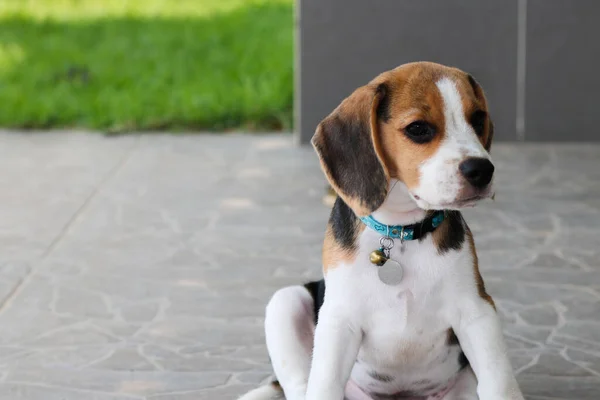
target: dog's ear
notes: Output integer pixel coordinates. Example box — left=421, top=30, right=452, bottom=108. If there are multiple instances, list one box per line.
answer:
left=311, top=83, right=390, bottom=217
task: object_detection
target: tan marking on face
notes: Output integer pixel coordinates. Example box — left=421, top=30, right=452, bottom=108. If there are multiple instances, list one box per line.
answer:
left=370, top=63, right=492, bottom=192
left=466, top=228, right=495, bottom=309
left=391, top=109, right=423, bottom=130
left=322, top=223, right=363, bottom=273
left=372, top=64, right=447, bottom=190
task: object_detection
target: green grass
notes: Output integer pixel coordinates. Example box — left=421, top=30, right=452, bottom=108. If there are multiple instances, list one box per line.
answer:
left=0, top=0, right=294, bottom=132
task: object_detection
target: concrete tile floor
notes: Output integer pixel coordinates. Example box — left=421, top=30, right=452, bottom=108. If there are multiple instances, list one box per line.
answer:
left=0, top=132, right=598, bottom=399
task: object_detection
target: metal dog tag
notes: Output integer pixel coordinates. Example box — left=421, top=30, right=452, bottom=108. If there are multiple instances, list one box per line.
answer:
left=378, top=259, right=404, bottom=286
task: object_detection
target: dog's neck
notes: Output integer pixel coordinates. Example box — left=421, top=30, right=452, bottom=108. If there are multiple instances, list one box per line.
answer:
left=370, top=179, right=428, bottom=226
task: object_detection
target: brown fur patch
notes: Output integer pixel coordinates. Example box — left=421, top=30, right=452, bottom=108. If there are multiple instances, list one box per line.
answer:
left=466, top=227, right=495, bottom=309
left=322, top=222, right=362, bottom=273
left=322, top=185, right=337, bottom=207
left=431, top=211, right=466, bottom=254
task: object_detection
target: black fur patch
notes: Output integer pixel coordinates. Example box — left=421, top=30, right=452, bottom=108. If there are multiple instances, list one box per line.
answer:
left=375, top=83, right=391, bottom=122
left=312, top=87, right=388, bottom=214
left=329, top=197, right=359, bottom=250
left=304, top=279, right=325, bottom=325
left=470, top=110, right=487, bottom=137
left=368, top=370, right=395, bottom=382
left=435, top=211, right=466, bottom=254
left=315, top=116, right=386, bottom=212
left=467, top=74, right=480, bottom=96
left=417, top=211, right=441, bottom=243
left=458, top=351, right=469, bottom=370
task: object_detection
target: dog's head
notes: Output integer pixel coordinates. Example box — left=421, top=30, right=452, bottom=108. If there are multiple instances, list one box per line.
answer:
left=312, top=62, right=495, bottom=216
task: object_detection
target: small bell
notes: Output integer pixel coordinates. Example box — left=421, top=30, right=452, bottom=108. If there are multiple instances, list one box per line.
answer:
left=369, top=249, right=388, bottom=266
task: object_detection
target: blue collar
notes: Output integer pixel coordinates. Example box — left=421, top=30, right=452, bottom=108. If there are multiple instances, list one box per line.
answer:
left=359, top=211, right=445, bottom=240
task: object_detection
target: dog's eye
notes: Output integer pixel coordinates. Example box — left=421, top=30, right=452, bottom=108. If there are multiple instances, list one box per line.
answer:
left=470, top=110, right=487, bottom=136
left=404, top=121, right=436, bottom=143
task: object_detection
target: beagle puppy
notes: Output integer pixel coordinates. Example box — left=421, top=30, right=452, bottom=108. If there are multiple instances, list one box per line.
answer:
left=239, top=62, right=524, bottom=400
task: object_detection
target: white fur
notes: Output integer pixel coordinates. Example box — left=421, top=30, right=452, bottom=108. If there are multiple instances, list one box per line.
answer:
left=372, top=180, right=426, bottom=226
left=411, top=78, right=492, bottom=210
left=264, top=286, right=314, bottom=400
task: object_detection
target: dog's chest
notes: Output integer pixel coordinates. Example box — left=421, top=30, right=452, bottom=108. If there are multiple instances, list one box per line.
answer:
left=350, top=291, right=464, bottom=398
left=360, top=293, right=447, bottom=366
left=344, top=236, right=466, bottom=397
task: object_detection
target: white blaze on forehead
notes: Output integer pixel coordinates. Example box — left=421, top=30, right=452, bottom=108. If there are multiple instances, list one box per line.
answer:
left=410, top=77, right=491, bottom=208
left=435, top=77, right=488, bottom=156
left=437, top=78, right=469, bottom=133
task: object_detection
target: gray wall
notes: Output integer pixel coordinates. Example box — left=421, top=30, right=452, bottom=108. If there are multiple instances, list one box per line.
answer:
left=526, top=0, right=600, bottom=141
left=296, top=0, right=600, bottom=143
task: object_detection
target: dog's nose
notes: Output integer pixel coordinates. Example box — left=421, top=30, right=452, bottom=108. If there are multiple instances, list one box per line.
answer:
left=459, top=158, right=495, bottom=188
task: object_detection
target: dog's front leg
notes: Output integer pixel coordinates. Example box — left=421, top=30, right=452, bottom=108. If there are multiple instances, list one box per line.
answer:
left=305, top=302, right=362, bottom=400
left=455, top=302, right=524, bottom=400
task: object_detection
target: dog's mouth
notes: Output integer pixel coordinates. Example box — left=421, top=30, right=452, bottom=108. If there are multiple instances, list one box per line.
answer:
left=412, top=190, right=494, bottom=210
left=444, top=194, right=489, bottom=208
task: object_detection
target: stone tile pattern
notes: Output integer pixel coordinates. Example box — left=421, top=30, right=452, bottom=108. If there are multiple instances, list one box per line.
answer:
left=0, top=132, right=598, bottom=399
